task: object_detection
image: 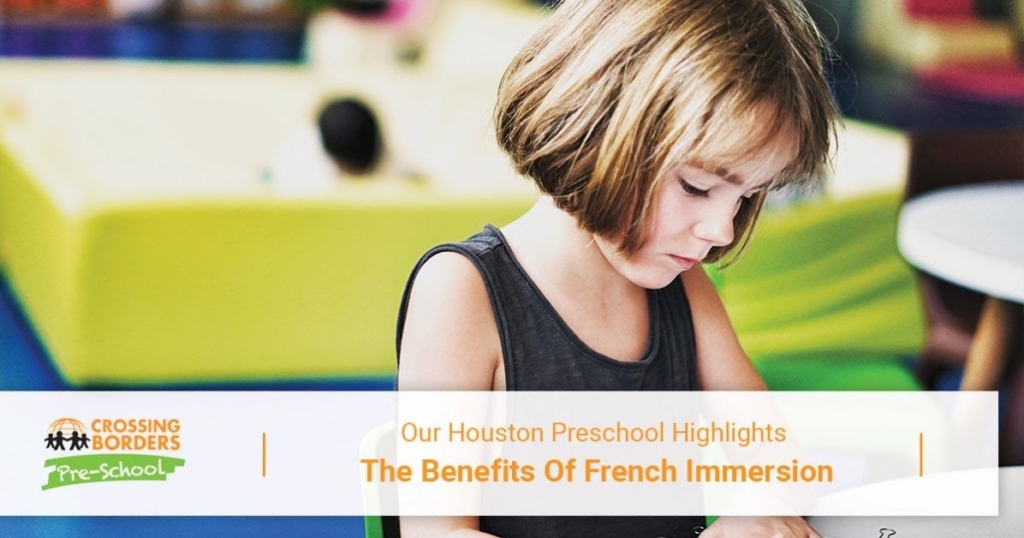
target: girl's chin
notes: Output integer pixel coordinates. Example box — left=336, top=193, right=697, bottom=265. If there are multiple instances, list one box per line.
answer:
left=625, top=269, right=684, bottom=290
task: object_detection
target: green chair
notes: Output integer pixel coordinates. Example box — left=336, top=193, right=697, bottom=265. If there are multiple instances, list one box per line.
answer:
left=717, top=192, right=927, bottom=390
left=362, top=422, right=400, bottom=538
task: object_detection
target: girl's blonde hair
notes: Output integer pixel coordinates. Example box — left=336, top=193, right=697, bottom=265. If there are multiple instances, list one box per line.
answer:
left=495, top=0, right=840, bottom=263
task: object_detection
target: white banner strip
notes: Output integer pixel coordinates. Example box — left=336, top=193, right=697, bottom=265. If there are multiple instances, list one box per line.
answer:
left=0, top=391, right=1000, bottom=516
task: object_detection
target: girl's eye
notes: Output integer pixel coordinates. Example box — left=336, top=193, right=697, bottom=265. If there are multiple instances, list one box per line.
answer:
left=680, top=180, right=710, bottom=197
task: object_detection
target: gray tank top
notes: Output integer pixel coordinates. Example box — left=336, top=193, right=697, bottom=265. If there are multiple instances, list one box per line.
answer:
left=397, top=225, right=706, bottom=537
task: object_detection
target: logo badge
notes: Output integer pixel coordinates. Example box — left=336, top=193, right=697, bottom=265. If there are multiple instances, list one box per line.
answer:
left=42, top=417, right=186, bottom=490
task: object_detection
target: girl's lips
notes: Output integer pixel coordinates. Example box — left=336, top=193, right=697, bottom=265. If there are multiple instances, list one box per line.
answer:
left=669, top=255, right=697, bottom=270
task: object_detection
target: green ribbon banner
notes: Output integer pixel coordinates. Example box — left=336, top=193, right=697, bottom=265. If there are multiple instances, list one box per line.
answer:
left=43, top=454, right=185, bottom=491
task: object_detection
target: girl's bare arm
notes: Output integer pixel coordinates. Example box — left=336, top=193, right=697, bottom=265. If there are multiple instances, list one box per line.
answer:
left=682, top=267, right=767, bottom=391
left=397, top=252, right=501, bottom=537
left=683, top=268, right=822, bottom=537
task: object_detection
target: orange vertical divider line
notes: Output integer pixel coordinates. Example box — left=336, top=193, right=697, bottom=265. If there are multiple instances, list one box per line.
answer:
left=262, top=432, right=267, bottom=477
left=918, top=432, right=923, bottom=477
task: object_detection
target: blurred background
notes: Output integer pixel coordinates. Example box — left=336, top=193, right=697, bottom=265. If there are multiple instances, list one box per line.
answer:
left=0, top=0, right=1022, bottom=536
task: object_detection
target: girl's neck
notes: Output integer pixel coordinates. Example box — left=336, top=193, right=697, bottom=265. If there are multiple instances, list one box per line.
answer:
left=501, top=197, right=642, bottom=301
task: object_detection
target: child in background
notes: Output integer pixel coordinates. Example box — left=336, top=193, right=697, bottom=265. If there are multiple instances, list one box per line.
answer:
left=397, top=0, right=839, bottom=536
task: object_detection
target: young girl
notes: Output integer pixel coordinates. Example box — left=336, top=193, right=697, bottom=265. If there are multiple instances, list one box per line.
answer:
left=396, top=0, right=839, bottom=536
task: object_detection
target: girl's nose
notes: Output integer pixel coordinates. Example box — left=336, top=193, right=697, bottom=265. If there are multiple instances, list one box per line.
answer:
left=693, top=206, right=735, bottom=247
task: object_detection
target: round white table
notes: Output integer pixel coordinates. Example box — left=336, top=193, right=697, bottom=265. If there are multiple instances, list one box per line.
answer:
left=807, top=466, right=1023, bottom=537
left=898, top=181, right=1024, bottom=303
left=898, top=181, right=1024, bottom=465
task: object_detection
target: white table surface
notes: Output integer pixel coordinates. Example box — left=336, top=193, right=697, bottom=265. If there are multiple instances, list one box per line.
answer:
left=898, top=181, right=1024, bottom=303
left=808, top=466, right=1023, bottom=537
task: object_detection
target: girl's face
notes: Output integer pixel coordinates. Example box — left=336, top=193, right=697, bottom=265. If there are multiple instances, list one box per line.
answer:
left=594, top=139, right=796, bottom=289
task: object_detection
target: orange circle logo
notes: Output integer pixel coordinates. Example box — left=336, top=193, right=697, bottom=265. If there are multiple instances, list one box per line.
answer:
left=48, top=418, right=86, bottom=436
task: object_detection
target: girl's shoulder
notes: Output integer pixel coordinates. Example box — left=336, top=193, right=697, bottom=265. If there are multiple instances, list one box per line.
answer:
left=397, top=250, right=501, bottom=390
